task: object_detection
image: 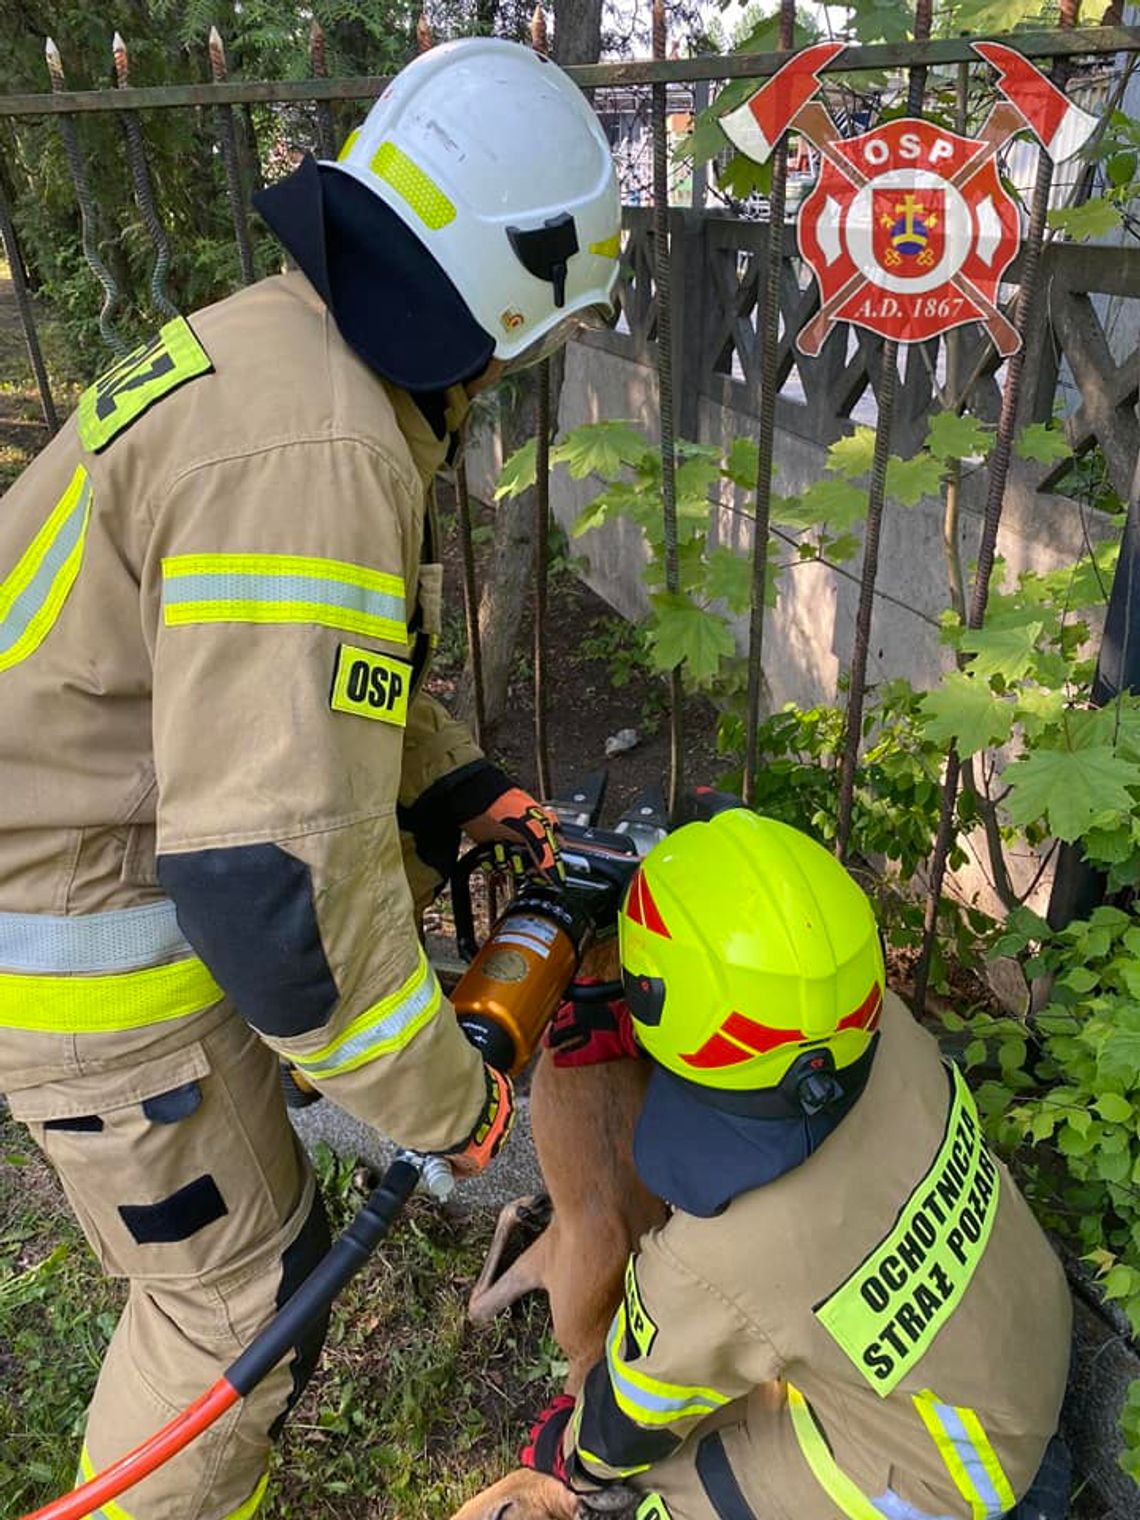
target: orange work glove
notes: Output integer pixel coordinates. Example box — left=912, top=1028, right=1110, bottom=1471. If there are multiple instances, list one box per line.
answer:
left=463, top=785, right=564, bottom=884
left=445, top=1065, right=516, bottom=1176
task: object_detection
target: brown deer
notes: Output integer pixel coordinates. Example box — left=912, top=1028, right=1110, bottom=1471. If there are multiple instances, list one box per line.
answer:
left=466, top=942, right=667, bottom=1394
left=448, top=943, right=666, bottom=1520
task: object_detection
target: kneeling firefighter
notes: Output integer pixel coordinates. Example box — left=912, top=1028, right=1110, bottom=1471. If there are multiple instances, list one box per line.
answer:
left=0, top=37, right=619, bottom=1520
left=526, top=810, right=1072, bottom=1520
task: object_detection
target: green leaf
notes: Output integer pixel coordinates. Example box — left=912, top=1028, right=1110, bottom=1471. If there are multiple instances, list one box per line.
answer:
left=1005, top=735, right=1140, bottom=843
left=1106, top=151, right=1137, bottom=189
left=959, top=621, right=1043, bottom=683
left=494, top=437, right=537, bottom=501
left=924, top=411, right=994, bottom=462
left=704, top=547, right=754, bottom=615
left=1014, top=423, right=1071, bottom=465
left=886, top=452, right=944, bottom=506
left=551, top=421, right=648, bottom=480
left=1046, top=198, right=1124, bottom=242
left=919, top=673, right=1014, bottom=759
left=797, top=475, right=869, bottom=532
left=675, top=111, right=729, bottom=167
left=717, top=152, right=772, bottom=202
left=826, top=427, right=877, bottom=480
left=1097, top=1092, right=1134, bottom=1124
left=647, top=593, right=736, bottom=685
left=724, top=436, right=757, bottom=489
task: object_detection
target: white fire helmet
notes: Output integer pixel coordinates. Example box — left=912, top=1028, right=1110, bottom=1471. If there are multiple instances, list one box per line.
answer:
left=330, top=38, right=622, bottom=372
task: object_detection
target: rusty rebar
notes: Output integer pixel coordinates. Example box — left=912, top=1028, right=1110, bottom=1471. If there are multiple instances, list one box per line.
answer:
left=742, top=0, right=795, bottom=806
left=416, top=14, right=434, bottom=53
left=531, top=7, right=552, bottom=798
left=455, top=455, right=486, bottom=751
left=310, top=21, right=338, bottom=161
left=835, top=3, right=933, bottom=862
left=209, top=28, right=255, bottom=287
left=113, top=32, right=178, bottom=320
left=0, top=156, right=59, bottom=435
left=652, top=0, right=684, bottom=818
left=534, top=360, right=553, bottom=797
left=912, top=6, right=1078, bottom=1013
left=46, top=37, right=126, bottom=356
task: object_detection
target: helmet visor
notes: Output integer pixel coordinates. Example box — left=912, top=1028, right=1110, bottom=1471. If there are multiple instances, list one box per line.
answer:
left=497, top=301, right=617, bottom=375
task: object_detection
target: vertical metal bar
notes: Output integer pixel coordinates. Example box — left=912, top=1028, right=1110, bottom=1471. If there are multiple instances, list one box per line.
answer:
left=46, top=37, right=126, bottom=357
left=912, top=0, right=1079, bottom=1012
left=310, top=21, right=338, bottom=161
left=417, top=14, right=435, bottom=53
left=652, top=0, right=685, bottom=819
left=209, top=28, right=255, bottom=287
left=531, top=4, right=553, bottom=799
left=0, top=155, right=59, bottom=435
left=113, top=32, right=178, bottom=320
left=835, top=0, right=932, bottom=862
left=534, top=359, right=553, bottom=797
left=742, top=0, right=795, bottom=807
left=455, top=455, right=486, bottom=750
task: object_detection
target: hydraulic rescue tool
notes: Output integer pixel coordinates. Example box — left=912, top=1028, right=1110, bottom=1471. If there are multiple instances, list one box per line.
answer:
left=20, top=776, right=702, bottom=1520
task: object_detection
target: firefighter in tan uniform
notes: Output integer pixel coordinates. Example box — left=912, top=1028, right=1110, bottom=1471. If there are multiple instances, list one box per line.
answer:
left=0, top=38, right=620, bottom=1520
left=523, top=811, right=1072, bottom=1520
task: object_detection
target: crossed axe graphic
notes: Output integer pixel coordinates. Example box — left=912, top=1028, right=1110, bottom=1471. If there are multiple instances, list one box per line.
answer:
left=720, top=41, right=1098, bottom=356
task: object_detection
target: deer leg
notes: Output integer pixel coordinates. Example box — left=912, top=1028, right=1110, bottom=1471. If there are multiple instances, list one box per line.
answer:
left=468, top=1193, right=554, bottom=1322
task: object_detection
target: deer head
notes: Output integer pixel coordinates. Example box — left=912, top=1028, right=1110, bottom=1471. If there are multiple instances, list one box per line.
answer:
left=449, top=1471, right=642, bottom=1520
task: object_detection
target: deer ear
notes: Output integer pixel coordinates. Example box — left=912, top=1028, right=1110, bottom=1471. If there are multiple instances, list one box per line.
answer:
left=574, top=1485, right=642, bottom=1519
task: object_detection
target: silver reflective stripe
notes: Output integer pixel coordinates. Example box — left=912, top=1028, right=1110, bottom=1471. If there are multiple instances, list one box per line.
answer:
left=0, top=901, right=193, bottom=974
left=162, top=570, right=404, bottom=627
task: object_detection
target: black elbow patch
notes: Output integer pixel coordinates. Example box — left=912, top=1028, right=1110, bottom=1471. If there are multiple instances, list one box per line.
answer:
left=157, top=843, right=338, bottom=1037
left=575, top=1361, right=681, bottom=1473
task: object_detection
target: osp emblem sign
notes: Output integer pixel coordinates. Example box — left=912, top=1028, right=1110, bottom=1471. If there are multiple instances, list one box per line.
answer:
left=720, top=41, right=1097, bottom=356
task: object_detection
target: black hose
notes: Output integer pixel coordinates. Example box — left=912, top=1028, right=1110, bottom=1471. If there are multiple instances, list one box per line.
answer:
left=225, top=1158, right=419, bottom=1396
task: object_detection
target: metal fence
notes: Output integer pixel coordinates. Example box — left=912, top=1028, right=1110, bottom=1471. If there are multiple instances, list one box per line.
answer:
left=2, top=10, right=1139, bottom=992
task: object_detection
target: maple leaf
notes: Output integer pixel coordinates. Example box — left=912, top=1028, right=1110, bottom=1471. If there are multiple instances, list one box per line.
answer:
left=1014, top=423, right=1072, bottom=465
left=885, top=451, right=944, bottom=506
left=919, top=673, right=1015, bottom=758
left=925, top=412, right=994, bottom=462
left=959, top=621, right=1043, bottom=684
left=796, top=476, right=869, bottom=532
left=495, top=438, right=537, bottom=501
left=704, top=546, right=754, bottom=615
left=1047, top=198, right=1124, bottom=243
left=647, top=593, right=736, bottom=685
left=1005, top=738, right=1140, bottom=843
left=551, top=421, right=648, bottom=480
left=826, top=427, right=877, bottom=480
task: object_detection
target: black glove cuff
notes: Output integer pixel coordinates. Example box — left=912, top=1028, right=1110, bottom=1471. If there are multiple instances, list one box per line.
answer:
left=398, top=760, right=515, bottom=878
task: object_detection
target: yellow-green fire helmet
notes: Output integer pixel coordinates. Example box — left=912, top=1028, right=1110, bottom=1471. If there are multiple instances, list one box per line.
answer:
left=618, top=810, right=885, bottom=1094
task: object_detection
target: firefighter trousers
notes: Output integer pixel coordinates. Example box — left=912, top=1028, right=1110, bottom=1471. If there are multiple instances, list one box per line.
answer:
left=10, top=1008, right=330, bottom=1520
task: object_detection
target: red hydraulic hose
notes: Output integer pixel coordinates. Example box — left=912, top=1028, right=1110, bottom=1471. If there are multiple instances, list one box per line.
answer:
left=18, top=1157, right=419, bottom=1520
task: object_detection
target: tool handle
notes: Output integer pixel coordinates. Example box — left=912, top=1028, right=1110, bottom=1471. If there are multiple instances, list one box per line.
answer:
left=17, top=1158, right=420, bottom=1520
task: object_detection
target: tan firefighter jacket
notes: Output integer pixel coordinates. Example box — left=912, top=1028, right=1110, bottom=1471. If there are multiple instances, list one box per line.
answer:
left=567, top=994, right=1071, bottom=1520
left=0, top=270, right=488, bottom=1151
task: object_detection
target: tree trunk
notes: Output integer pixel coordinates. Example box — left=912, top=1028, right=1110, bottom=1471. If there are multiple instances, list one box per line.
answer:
left=456, top=0, right=603, bottom=734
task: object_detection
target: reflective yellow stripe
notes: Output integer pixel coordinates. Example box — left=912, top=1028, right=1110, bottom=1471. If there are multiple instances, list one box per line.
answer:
left=337, top=127, right=361, bottom=161
left=605, top=1305, right=730, bottom=1428
left=370, top=141, right=456, bottom=229
left=161, top=552, right=407, bottom=644
left=0, top=464, right=91, bottom=674
left=77, top=316, right=212, bottom=452
left=78, top=1444, right=137, bottom=1520
left=570, top=1402, right=651, bottom=1478
left=0, top=957, right=223, bottom=1033
left=289, top=948, right=441, bottom=1079
left=914, top=1391, right=1016, bottom=1520
left=225, top=1471, right=270, bottom=1520
left=787, top=1385, right=884, bottom=1520
left=77, top=1451, right=266, bottom=1520
left=589, top=232, right=622, bottom=259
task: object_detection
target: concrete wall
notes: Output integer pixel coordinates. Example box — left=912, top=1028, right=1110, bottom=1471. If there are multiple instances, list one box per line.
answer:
left=465, top=336, right=1117, bottom=915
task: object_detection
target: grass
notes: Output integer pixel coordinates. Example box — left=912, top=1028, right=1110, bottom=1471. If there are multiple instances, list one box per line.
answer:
left=0, top=1118, right=561, bottom=1519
